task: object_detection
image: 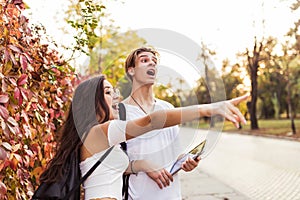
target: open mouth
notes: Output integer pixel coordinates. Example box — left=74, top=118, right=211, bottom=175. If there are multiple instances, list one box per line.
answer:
left=146, top=69, right=155, bottom=76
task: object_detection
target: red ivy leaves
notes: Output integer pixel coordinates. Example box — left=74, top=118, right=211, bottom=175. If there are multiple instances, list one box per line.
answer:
left=0, top=105, right=9, bottom=119
left=19, top=54, right=28, bottom=70
left=17, top=74, right=27, bottom=86
left=0, top=0, right=77, bottom=199
left=0, top=95, right=9, bottom=104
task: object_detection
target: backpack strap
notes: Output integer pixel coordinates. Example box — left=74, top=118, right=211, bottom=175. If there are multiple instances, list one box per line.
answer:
left=118, top=102, right=129, bottom=200
left=63, top=146, right=114, bottom=200
left=119, top=103, right=127, bottom=151
left=118, top=102, right=127, bottom=121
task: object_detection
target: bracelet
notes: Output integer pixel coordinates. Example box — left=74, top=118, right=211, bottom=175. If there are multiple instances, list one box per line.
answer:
left=130, top=160, right=137, bottom=175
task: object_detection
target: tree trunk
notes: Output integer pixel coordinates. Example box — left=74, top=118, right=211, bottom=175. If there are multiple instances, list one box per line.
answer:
left=287, top=77, right=296, bottom=134
left=247, top=38, right=262, bottom=130
left=250, top=68, right=259, bottom=129
left=286, top=104, right=290, bottom=119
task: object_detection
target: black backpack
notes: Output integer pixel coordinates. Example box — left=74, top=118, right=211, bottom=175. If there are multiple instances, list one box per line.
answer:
left=32, top=146, right=114, bottom=200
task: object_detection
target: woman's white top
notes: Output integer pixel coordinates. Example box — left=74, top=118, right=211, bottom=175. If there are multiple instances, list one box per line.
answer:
left=80, top=120, right=129, bottom=200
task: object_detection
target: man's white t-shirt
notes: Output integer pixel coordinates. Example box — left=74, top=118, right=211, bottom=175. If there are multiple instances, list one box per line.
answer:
left=124, top=99, right=182, bottom=200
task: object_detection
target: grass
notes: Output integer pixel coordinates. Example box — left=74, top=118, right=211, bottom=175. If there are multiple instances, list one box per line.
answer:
left=223, top=119, right=300, bottom=135
left=184, top=119, right=300, bottom=139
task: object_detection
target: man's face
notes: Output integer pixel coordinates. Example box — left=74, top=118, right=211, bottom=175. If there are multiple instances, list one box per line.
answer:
left=130, top=51, right=158, bottom=85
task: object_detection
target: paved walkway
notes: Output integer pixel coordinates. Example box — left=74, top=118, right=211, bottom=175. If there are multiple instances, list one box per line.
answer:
left=178, top=127, right=300, bottom=200
left=180, top=168, right=250, bottom=200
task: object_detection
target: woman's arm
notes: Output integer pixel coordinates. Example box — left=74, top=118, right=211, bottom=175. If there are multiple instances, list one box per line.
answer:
left=125, top=94, right=249, bottom=140
left=93, top=94, right=248, bottom=146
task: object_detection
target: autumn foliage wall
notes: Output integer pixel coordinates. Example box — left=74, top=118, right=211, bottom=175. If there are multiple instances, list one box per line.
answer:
left=0, top=0, right=77, bottom=199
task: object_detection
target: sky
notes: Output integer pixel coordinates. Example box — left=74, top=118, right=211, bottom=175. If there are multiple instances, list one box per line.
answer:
left=24, top=0, right=298, bottom=88
left=106, top=0, right=297, bottom=58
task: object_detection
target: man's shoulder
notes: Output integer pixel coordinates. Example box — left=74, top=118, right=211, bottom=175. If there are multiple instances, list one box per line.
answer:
left=155, top=98, right=175, bottom=109
left=120, top=98, right=175, bottom=111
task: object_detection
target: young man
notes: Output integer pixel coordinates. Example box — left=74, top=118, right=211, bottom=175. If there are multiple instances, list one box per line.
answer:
left=122, top=47, right=200, bottom=200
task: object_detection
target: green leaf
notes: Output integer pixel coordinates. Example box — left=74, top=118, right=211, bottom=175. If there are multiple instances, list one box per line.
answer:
left=3, top=61, right=13, bottom=75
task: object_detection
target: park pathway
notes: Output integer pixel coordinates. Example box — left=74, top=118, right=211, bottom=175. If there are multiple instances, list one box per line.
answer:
left=178, top=127, right=300, bottom=200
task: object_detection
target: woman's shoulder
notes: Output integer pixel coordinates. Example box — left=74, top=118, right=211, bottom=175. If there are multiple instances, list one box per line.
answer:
left=81, top=123, right=111, bottom=159
left=83, top=123, right=111, bottom=147
left=89, top=122, right=110, bottom=137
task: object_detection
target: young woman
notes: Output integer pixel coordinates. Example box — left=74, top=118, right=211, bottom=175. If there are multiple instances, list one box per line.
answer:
left=38, top=75, right=248, bottom=200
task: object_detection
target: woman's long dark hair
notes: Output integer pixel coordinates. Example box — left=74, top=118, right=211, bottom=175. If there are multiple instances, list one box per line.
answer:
left=40, top=75, right=111, bottom=182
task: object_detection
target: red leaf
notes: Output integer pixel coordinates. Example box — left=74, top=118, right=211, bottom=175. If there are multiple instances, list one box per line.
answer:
left=0, top=181, right=7, bottom=197
left=9, top=78, right=17, bottom=87
left=7, top=123, right=16, bottom=135
left=4, top=49, right=9, bottom=63
left=20, top=87, right=28, bottom=101
left=17, top=74, right=28, bottom=86
left=8, top=45, right=22, bottom=53
left=1, top=120, right=6, bottom=135
left=14, top=87, right=20, bottom=99
left=1, top=79, right=7, bottom=92
left=0, top=147, right=8, bottom=160
left=15, top=126, right=21, bottom=135
left=0, top=105, right=9, bottom=119
left=8, top=50, right=17, bottom=66
left=15, top=112, right=20, bottom=121
left=30, top=143, right=39, bottom=155
left=49, top=122, right=56, bottom=130
left=20, top=55, right=28, bottom=71
left=24, top=149, right=33, bottom=157
left=14, top=87, right=23, bottom=105
left=7, top=117, right=18, bottom=127
left=31, top=103, right=37, bottom=110
left=19, top=95, right=23, bottom=105
left=2, top=121, right=10, bottom=137
left=23, top=124, right=31, bottom=138
left=0, top=95, right=9, bottom=104
left=21, top=110, right=29, bottom=124
left=13, top=153, right=22, bottom=162
left=23, top=52, right=33, bottom=63
left=1, top=142, right=12, bottom=151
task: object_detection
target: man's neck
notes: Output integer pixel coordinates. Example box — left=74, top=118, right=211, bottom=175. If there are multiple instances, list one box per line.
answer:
left=130, top=84, right=155, bottom=105
left=125, top=84, right=156, bottom=114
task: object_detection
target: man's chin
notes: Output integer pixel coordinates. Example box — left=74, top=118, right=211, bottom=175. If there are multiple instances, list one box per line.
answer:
left=144, top=80, right=155, bottom=86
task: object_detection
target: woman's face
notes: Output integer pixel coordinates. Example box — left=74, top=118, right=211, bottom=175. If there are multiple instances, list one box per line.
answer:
left=103, top=80, right=119, bottom=120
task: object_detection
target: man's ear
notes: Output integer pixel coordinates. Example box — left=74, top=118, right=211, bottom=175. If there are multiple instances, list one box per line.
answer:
left=128, top=67, right=135, bottom=76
